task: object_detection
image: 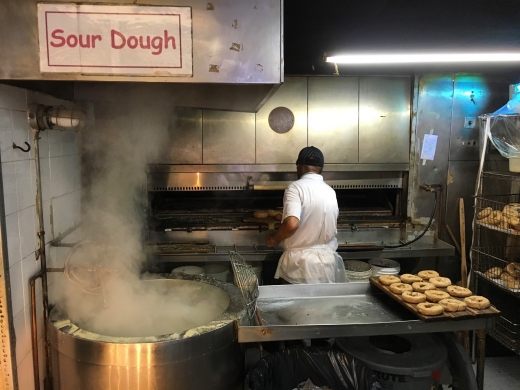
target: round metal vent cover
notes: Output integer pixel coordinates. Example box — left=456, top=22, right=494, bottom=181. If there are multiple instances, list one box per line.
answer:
left=268, top=107, right=294, bottom=134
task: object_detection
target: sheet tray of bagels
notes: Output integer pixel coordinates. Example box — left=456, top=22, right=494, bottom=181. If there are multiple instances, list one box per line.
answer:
left=369, top=271, right=500, bottom=322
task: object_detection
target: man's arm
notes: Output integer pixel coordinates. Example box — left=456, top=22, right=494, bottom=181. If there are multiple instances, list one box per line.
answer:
left=265, top=216, right=300, bottom=247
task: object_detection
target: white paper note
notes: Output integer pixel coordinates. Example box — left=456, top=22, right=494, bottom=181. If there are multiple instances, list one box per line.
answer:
left=420, top=134, right=438, bottom=160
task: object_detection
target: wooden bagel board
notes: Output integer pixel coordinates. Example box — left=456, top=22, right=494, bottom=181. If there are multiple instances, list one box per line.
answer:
left=369, top=277, right=500, bottom=322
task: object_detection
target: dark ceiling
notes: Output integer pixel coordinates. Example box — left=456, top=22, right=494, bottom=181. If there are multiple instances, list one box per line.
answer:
left=284, top=0, right=520, bottom=75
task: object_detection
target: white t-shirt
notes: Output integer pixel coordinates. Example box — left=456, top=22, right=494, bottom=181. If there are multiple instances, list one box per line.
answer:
left=274, top=172, right=344, bottom=284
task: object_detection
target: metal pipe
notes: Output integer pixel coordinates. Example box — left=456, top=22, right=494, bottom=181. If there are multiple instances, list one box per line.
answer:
left=476, top=328, right=486, bottom=390
left=29, top=270, right=44, bottom=390
left=31, top=128, right=53, bottom=390
left=49, top=224, right=81, bottom=247
left=50, top=242, right=76, bottom=247
left=29, top=268, right=63, bottom=390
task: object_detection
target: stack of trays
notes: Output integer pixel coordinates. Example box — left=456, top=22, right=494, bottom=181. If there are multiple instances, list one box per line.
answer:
left=344, top=260, right=372, bottom=281
left=369, top=258, right=400, bottom=277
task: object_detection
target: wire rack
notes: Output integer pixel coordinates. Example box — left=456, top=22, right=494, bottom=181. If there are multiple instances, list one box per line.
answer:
left=471, top=246, right=520, bottom=296
left=488, top=315, right=520, bottom=354
left=229, top=251, right=260, bottom=324
left=475, top=194, right=520, bottom=236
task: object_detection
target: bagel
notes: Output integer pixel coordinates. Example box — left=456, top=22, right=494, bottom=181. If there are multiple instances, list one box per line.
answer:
left=418, top=270, right=439, bottom=280
left=503, top=205, right=520, bottom=218
left=267, top=210, right=279, bottom=217
left=401, top=291, right=426, bottom=304
left=500, top=272, right=516, bottom=283
left=400, top=274, right=423, bottom=284
left=439, top=298, right=468, bottom=312
left=507, top=279, right=520, bottom=289
left=498, top=221, right=510, bottom=230
left=253, top=210, right=268, bottom=219
left=490, top=210, right=505, bottom=224
left=379, top=275, right=401, bottom=286
left=464, top=296, right=490, bottom=310
left=425, top=290, right=450, bottom=302
left=509, top=216, right=520, bottom=226
left=479, top=216, right=497, bottom=225
left=412, top=282, right=436, bottom=293
left=275, top=213, right=283, bottom=221
left=429, top=276, right=452, bottom=288
left=447, top=285, right=472, bottom=298
left=484, top=267, right=502, bottom=279
left=417, top=302, right=444, bottom=316
left=389, top=283, right=413, bottom=295
left=477, top=207, right=493, bottom=220
left=506, top=262, right=520, bottom=278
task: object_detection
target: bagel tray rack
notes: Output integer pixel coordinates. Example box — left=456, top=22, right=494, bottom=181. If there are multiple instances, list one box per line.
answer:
left=369, top=277, right=500, bottom=322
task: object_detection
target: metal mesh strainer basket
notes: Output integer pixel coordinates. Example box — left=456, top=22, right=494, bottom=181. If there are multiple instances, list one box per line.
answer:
left=64, top=241, right=121, bottom=308
left=229, top=251, right=260, bottom=323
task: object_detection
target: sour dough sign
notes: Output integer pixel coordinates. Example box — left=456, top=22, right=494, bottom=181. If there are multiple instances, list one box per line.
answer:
left=49, top=29, right=177, bottom=56
left=37, top=3, right=193, bottom=76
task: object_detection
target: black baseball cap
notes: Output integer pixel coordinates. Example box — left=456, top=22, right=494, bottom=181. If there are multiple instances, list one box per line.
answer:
left=296, top=146, right=324, bottom=167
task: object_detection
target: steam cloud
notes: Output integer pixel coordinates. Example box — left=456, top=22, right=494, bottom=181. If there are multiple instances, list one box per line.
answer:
left=52, top=100, right=224, bottom=337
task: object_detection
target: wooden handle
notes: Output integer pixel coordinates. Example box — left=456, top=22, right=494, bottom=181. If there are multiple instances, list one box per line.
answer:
left=459, top=198, right=468, bottom=287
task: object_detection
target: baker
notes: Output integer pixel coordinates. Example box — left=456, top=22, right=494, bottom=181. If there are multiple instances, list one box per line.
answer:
left=266, top=146, right=346, bottom=284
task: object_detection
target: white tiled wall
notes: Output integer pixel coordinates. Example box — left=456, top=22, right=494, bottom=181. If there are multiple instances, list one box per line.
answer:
left=0, top=84, right=82, bottom=390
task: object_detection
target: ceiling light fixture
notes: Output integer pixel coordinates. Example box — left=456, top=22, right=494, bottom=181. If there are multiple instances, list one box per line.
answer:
left=325, top=52, right=520, bottom=64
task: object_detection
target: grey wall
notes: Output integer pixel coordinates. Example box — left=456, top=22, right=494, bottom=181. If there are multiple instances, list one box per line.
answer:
left=409, top=74, right=511, bottom=278
left=155, top=76, right=412, bottom=168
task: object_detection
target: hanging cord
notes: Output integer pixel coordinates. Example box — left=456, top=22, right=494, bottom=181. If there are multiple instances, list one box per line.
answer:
left=384, top=187, right=438, bottom=248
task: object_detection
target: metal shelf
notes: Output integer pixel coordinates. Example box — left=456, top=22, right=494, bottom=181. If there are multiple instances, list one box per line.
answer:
left=487, top=316, right=520, bottom=354
left=472, top=166, right=520, bottom=355
left=482, top=171, right=520, bottom=181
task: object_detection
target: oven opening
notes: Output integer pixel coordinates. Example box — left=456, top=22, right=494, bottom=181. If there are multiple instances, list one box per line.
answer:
left=149, top=188, right=403, bottom=232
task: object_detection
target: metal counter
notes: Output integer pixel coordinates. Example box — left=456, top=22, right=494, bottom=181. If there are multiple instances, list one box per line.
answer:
left=237, top=283, right=495, bottom=343
left=150, top=239, right=455, bottom=263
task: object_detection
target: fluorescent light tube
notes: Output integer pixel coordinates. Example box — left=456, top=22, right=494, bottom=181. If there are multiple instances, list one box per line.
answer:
left=325, top=53, right=520, bottom=64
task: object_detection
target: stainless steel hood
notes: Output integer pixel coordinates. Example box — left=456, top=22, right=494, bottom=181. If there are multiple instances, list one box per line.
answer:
left=0, top=0, right=283, bottom=112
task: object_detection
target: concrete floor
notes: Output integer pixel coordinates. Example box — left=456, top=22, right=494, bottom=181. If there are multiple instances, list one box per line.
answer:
left=481, top=356, right=520, bottom=390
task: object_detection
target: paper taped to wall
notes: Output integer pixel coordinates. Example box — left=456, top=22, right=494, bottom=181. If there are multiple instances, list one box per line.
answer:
left=421, top=134, right=438, bottom=160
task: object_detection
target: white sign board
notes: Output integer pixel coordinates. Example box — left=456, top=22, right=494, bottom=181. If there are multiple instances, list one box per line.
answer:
left=37, top=4, right=192, bottom=76
left=420, top=134, right=438, bottom=161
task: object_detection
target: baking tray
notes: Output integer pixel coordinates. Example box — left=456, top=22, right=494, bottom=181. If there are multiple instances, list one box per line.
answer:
left=369, top=277, right=500, bottom=322
left=237, top=283, right=497, bottom=343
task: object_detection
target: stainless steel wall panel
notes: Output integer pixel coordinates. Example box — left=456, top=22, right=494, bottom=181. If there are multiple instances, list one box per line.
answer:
left=0, top=0, right=282, bottom=84
left=445, top=160, right=479, bottom=252
left=308, top=77, right=359, bottom=163
left=359, top=77, right=411, bottom=164
left=157, top=108, right=202, bottom=164
left=203, top=111, right=255, bottom=164
left=148, top=171, right=404, bottom=190
left=409, top=75, right=454, bottom=223
left=148, top=163, right=410, bottom=173
left=256, top=77, right=308, bottom=163
left=449, top=76, right=511, bottom=161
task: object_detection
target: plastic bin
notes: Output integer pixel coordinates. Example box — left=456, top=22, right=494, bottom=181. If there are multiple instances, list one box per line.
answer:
left=246, top=347, right=380, bottom=390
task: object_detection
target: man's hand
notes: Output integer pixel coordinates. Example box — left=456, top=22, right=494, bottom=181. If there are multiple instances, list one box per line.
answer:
left=265, top=216, right=300, bottom=247
left=266, top=234, right=279, bottom=247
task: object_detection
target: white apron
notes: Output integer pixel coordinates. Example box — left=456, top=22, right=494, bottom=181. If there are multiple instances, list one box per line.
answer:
left=275, top=243, right=346, bottom=284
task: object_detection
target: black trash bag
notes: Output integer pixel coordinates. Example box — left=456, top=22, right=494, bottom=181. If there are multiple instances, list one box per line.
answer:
left=246, top=347, right=381, bottom=390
